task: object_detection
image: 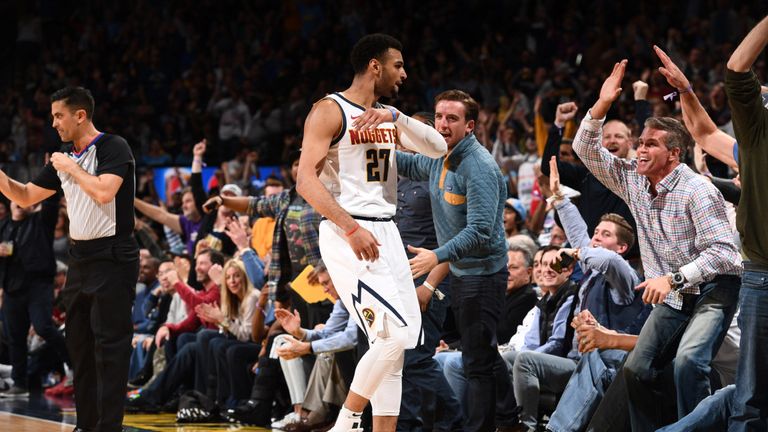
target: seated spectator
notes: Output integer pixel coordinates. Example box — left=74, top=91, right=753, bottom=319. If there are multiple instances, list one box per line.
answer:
left=128, top=256, right=167, bottom=381
left=129, top=260, right=188, bottom=389
left=268, top=261, right=357, bottom=431
left=127, top=256, right=260, bottom=413
left=154, top=249, right=225, bottom=361
left=548, top=308, right=741, bottom=432
left=509, top=158, right=650, bottom=430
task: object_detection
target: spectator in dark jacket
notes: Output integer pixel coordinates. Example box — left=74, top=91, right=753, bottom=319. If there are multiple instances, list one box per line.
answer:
left=0, top=193, right=69, bottom=397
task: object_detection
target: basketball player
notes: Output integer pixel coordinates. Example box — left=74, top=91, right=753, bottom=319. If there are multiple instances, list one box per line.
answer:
left=296, top=34, right=447, bottom=431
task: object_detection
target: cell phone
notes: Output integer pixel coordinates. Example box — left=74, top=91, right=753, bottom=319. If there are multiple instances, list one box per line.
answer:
left=550, top=253, right=575, bottom=273
left=203, top=198, right=221, bottom=212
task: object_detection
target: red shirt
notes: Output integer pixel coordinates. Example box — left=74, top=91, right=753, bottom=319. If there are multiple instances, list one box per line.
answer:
left=165, top=280, right=219, bottom=336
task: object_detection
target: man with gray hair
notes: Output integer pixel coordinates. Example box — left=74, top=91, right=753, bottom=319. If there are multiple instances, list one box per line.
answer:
left=572, top=60, right=742, bottom=431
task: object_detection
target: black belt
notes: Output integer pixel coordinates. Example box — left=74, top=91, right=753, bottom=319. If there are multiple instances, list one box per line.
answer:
left=322, top=215, right=393, bottom=222
left=744, top=261, right=768, bottom=273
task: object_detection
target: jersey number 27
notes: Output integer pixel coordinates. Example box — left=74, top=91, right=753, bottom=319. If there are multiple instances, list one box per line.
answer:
left=366, top=148, right=391, bottom=182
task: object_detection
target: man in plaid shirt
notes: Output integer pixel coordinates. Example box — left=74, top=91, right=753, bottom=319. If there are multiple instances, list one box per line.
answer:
left=572, top=60, right=742, bottom=431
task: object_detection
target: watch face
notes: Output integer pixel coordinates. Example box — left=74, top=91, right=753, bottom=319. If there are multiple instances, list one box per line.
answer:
left=673, top=273, right=685, bottom=285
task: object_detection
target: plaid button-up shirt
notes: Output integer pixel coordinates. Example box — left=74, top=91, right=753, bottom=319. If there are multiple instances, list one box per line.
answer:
left=572, top=112, right=742, bottom=309
left=247, top=188, right=322, bottom=286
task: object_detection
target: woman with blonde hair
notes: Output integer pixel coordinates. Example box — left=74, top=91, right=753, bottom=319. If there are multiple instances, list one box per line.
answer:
left=197, top=258, right=261, bottom=410
left=127, top=256, right=263, bottom=417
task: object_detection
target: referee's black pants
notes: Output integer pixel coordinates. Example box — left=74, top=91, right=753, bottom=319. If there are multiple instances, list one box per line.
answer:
left=64, top=238, right=139, bottom=432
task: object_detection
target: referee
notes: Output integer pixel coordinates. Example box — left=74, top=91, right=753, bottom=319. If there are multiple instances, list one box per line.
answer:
left=0, top=87, right=139, bottom=432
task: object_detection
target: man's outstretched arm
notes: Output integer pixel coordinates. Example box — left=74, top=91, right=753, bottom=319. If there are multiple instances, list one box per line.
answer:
left=655, top=46, right=737, bottom=170
left=0, top=170, right=55, bottom=207
left=728, top=16, right=768, bottom=73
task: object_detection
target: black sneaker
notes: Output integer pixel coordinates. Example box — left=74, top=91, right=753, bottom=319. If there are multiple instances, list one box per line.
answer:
left=127, top=372, right=150, bottom=389
left=0, top=386, right=29, bottom=399
left=125, top=394, right=160, bottom=413
left=226, top=399, right=271, bottom=426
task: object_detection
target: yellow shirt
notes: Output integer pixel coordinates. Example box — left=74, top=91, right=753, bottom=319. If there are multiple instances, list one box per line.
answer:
left=251, top=217, right=276, bottom=260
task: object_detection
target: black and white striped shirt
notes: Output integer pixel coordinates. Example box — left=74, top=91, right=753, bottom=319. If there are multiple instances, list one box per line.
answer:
left=32, top=133, right=135, bottom=241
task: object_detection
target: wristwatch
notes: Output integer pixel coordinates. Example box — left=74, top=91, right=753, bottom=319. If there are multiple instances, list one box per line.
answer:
left=669, top=271, right=686, bottom=290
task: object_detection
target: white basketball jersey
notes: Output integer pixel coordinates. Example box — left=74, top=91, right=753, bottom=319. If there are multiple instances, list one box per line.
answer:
left=321, top=93, right=398, bottom=218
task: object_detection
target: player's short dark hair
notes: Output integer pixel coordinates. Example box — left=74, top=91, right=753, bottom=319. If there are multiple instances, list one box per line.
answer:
left=434, top=90, right=480, bottom=122
left=350, top=34, right=403, bottom=75
left=50, top=87, right=95, bottom=120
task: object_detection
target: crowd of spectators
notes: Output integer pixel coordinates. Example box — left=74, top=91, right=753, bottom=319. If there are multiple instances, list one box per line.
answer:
left=0, top=1, right=764, bottom=431
left=0, top=1, right=763, bottom=175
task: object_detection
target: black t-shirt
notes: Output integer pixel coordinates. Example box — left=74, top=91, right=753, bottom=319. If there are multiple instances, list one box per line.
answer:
left=31, top=133, right=135, bottom=240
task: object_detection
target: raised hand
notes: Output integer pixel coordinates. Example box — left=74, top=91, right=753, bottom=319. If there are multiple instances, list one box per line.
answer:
left=591, top=60, right=627, bottom=119
left=193, top=139, right=207, bottom=158
left=632, top=80, right=649, bottom=101
left=600, top=60, right=628, bottom=104
left=653, top=45, right=691, bottom=91
left=225, top=217, right=249, bottom=250
left=208, top=263, right=224, bottom=286
left=554, top=102, right=578, bottom=128
left=549, top=156, right=561, bottom=198
left=175, top=258, right=190, bottom=283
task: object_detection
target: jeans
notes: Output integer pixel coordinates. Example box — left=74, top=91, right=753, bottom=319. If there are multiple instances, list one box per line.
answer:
left=451, top=269, right=509, bottom=431
left=129, top=334, right=152, bottom=380
left=547, top=349, right=627, bottom=432
left=585, top=364, right=631, bottom=432
left=164, top=331, right=196, bottom=362
left=144, top=340, right=197, bottom=404
left=623, top=275, right=740, bottom=431
left=657, top=385, right=735, bottom=432
left=195, top=329, right=224, bottom=394
left=729, top=268, right=768, bottom=432
left=399, top=276, right=462, bottom=432
left=209, top=336, right=249, bottom=406
left=512, top=351, right=577, bottom=429
left=224, top=342, right=261, bottom=407
left=436, top=351, right=467, bottom=418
